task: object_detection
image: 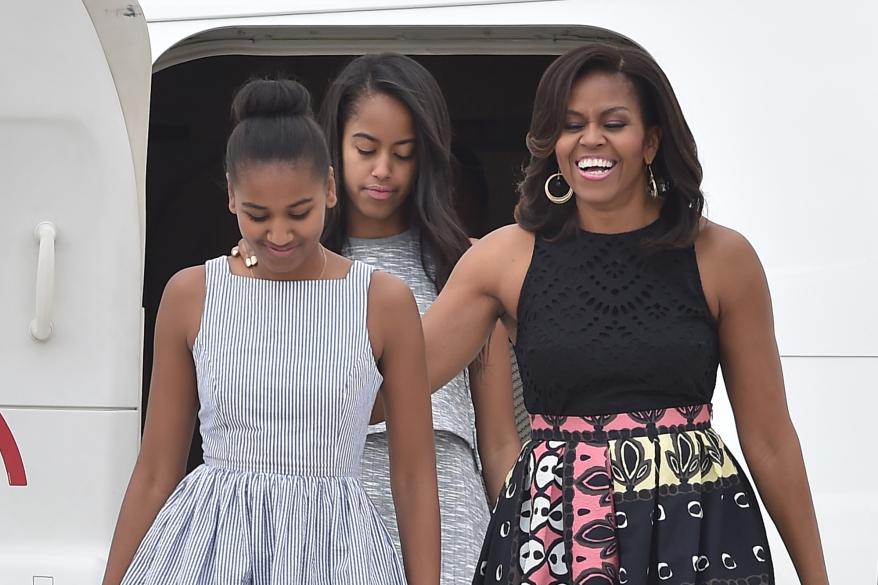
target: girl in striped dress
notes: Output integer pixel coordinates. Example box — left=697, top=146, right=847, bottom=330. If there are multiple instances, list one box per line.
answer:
left=102, top=79, right=440, bottom=585
left=235, top=53, right=523, bottom=584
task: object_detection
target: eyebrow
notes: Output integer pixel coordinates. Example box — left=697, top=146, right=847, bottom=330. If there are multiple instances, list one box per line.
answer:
left=351, top=132, right=416, bottom=146
left=566, top=106, right=631, bottom=117
left=241, top=199, right=313, bottom=210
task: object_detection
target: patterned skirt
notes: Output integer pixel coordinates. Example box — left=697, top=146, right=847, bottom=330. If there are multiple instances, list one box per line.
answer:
left=473, top=405, right=773, bottom=585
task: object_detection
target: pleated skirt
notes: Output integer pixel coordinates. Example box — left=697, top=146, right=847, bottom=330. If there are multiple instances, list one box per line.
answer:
left=474, top=405, right=773, bottom=585
left=121, top=464, right=405, bottom=584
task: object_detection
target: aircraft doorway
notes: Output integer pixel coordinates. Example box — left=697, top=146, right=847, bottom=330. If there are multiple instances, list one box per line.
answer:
left=144, top=53, right=555, bottom=468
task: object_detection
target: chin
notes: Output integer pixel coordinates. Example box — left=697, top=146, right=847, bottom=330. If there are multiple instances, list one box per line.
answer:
left=575, top=191, right=618, bottom=206
left=259, top=254, right=300, bottom=273
left=363, top=201, right=403, bottom=220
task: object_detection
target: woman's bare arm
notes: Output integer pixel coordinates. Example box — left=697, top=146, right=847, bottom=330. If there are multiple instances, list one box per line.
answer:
left=369, top=271, right=440, bottom=585
left=699, top=225, right=828, bottom=585
left=423, top=226, right=532, bottom=391
left=102, top=267, right=203, bottom=585
left=469, top=321, right=521, bottom=505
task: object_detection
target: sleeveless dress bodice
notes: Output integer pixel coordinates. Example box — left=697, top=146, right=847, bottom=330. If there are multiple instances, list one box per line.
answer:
left=514, top=222, right=719, bottom=416
left=194, top=258, right=381, bottom=478
left=344, top=229, right=476, bottom=449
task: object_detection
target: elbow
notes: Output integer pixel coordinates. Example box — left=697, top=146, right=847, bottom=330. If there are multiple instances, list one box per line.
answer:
left=128, top=458, right=185, bottom=501
left=737, top=416, right=802, bottom=473
left=391, top=455, right=438, bottom=490
left=478, top=435, right=522, bottom=470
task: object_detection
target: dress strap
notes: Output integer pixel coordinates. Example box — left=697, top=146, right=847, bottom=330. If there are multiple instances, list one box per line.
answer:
left=204, top=256, right=229, bottom=284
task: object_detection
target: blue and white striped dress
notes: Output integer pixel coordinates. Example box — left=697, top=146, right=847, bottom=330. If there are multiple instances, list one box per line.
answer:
left=122, top=256, right=405, bottom=584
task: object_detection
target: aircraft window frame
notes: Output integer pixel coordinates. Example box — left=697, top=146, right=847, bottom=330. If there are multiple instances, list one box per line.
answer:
left=153, top=25, right=640, bottom=72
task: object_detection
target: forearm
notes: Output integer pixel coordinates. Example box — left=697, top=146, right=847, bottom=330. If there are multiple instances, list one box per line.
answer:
left=742, top=427, right=828, bottom=585
left=391, top=462, right=441, bottom=585
left=479, top=440, right=521, bottom=506
left=102, top=474, right=178, bottom=585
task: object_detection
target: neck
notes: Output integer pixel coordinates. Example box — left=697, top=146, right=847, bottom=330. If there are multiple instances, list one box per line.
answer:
left=251, top=245, right=326, bottom=281
left=345, top=206, right=410, bottom=239
left=575, top=194, right=662, bottom=235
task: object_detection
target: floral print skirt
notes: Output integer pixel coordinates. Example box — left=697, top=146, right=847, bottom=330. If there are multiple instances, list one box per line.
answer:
left=473, top=405, right=773, bottom=585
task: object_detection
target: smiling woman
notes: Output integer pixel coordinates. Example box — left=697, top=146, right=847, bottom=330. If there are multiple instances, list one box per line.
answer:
left=554, top=73, right=660, bottom=211
left=420, top=41, right=829, bottom=585
left=516, top=44, right=704, bottom=246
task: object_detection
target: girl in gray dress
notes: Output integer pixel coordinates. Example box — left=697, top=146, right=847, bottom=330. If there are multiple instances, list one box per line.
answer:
left=237, top=54, right=522, bottom=584
left=323, top=53, right=521, bottom=585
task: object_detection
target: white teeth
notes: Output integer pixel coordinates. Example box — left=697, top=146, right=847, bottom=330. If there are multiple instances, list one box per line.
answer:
left=577, top=158, right=615, bottom=170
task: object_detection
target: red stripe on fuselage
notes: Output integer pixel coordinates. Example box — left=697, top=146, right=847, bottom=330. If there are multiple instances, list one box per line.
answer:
left=0, top=412, right=27, bottom=486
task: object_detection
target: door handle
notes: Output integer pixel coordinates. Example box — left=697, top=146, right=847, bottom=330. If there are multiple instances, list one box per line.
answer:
left=30, top=221, right=57, bottom=342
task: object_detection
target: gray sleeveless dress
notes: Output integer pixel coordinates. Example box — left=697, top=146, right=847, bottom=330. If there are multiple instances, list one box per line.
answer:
left=121, top=257, right=406, bottom=584
left=345, top=229, right=492, bottom=585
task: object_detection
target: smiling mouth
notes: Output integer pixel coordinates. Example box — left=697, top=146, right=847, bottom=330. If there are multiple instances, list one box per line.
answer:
left=576, top=157, right=617, bottom=179
left=263, top=243, right=297, bottom=256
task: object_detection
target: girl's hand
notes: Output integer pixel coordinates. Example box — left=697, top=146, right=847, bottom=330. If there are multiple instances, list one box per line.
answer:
left=102, top=268, right=203, bottom=584
left=230, top=238, right=258, bottom=267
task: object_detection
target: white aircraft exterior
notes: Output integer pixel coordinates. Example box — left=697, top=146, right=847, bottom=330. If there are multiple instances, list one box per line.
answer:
left=1, top=1, right=875, bottom=583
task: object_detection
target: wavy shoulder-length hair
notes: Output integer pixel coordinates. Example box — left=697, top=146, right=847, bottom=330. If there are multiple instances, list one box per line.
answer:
left=320, top=52, right=470, bottom=292
left=516, top=41, right=705, bottom=246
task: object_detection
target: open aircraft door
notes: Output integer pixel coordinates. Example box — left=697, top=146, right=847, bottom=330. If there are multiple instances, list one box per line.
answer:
left=0, top=1, right=150, bottom=583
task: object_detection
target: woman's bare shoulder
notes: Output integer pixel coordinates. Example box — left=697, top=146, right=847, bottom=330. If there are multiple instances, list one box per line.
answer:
left=480, top=223, right=535, bottom=246
left=696, top=219, right=769, bottom=317
left=466, top=224, right=535, bottom=264
left=697, top=219, right=760, bottom=269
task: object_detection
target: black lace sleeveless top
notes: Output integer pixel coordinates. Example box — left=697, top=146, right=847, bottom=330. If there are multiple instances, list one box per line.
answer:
left=514, top=222, right=719, bottom=416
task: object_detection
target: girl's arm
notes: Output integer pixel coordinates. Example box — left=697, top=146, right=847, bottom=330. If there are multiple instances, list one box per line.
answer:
left=102, top=268, right=203, bottom=585
left=701, top=226, right=828, bottom=585
left=369, top=271, right=440, bottom=585
left=469, top=321, right=521, bottom=505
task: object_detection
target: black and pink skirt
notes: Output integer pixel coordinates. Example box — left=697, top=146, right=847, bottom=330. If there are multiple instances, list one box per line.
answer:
left=473, top=405, right=773, bottom=585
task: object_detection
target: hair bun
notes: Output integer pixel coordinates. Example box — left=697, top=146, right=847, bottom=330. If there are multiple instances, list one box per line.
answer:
left=231, top=78, right=312, bottom=124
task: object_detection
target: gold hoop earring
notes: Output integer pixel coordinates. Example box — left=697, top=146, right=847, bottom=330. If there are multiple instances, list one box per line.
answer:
left=647, top=164, right=659, bottom=199
left=544, top=173, right=573, bottom=204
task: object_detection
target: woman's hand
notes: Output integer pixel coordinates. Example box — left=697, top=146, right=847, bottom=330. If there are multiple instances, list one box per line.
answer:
left=230, top=238, right=258, bottom=268
left=470, top=321, right=521, bottom=505
left=698, top=222, right=829, bottom=585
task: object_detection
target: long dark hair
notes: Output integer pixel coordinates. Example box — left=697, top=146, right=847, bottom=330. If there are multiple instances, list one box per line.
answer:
left=225, top=78, right=329, bottom=183
left=516, top=42, right=704, bottom=246
left=320, top=52, right=470, bottom=291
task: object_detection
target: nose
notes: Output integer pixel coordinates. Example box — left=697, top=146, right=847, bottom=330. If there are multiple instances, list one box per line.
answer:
left=578, top=122, right=606, bottom=148
left=265, top=220, right=294, bottom=246
left=371, top=151, right=392, bottom=180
